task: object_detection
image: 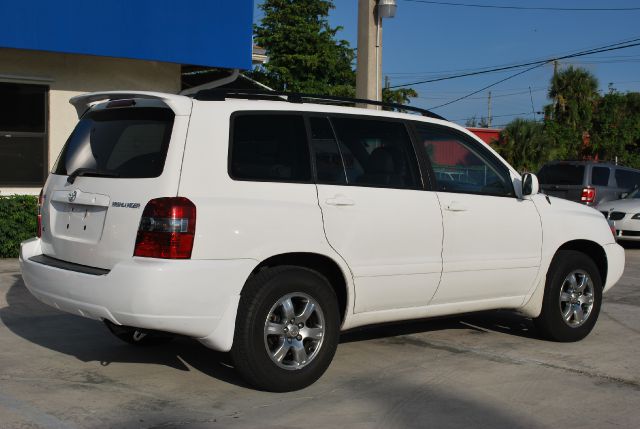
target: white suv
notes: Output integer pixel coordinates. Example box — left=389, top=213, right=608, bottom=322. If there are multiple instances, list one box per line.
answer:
left=20, top=90, right=625, bottom=391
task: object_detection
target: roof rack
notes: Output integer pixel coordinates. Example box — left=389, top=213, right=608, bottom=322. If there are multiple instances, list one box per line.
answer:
left=191, top=88, right=446, bottom=121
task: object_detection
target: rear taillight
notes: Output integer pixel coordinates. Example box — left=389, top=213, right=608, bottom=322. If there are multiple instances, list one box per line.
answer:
left=580, top=187, right=596, bottom=204
left=37, top=188, right=43, bottom=238
left=133, top=197, right=196, bottom=259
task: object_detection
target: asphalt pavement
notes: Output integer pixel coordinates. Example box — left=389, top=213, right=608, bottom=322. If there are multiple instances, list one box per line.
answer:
left=1, top=247, right=639, bottom=429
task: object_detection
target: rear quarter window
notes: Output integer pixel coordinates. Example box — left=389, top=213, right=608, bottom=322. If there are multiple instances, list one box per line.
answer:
left=229, top=114, right=311, bottom=182
left=590, top=166, right=610, bottom=186
left=53, top=107, right=174, bottom=178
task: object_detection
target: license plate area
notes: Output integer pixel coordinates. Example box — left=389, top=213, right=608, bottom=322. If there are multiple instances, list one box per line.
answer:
left=50, top=201, right=108, bottom=243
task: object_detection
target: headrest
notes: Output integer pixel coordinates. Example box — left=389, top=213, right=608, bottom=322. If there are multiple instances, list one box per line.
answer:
left=368, top=147, right=395, bottom=174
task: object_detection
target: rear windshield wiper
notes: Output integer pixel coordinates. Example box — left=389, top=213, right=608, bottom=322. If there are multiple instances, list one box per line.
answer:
left=67, top=168, right=120, bottom=184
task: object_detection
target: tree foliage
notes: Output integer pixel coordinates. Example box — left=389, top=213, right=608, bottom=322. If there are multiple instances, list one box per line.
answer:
left=253, top=0, right=356, bottom=95
left=591, top=90, right=640, bottom=167
left=465, top=116, right=489, bottom=128
left=382, top=87, right=418, bottom=110
left=491, top=119, right=556, bottom=172
left=253, top=0, right=416, bottom=102
left=0, top=195, right=37, bottom=258
left=495, top=66, right=640, bottom=172
left=546, top=66, right=599, bottom=132
left=544, top=65, right=599, bottom=159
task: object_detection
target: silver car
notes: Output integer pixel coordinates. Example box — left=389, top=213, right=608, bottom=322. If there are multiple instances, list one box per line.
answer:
left=598, top=188, right=640, bottom=241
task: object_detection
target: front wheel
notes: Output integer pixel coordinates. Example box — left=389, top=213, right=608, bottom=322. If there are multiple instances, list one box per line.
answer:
left=534, top=250, right=602, bottom=342
left=231, top=266, right=340, bottom=392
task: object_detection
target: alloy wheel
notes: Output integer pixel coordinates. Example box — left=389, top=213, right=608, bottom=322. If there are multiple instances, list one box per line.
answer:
left=263, top=293, right=325, bottom=370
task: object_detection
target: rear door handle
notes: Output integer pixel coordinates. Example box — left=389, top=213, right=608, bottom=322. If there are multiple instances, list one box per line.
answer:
left=444, top=201, right=467, bottom=212
left=325, top=196, right=355, bottom=206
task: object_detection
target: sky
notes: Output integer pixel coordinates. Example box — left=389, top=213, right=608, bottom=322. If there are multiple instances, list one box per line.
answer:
left=254, top=0, right=640, bottom=128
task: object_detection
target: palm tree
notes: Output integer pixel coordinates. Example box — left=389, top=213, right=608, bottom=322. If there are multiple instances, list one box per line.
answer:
left=494, top=119, right=548, bottom=172
left=545, top=66, right=599, bottom=157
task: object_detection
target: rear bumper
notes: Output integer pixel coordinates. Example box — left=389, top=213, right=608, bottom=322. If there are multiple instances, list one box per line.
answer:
left=19, top=238, right=256, bottom=351
left=603, top=242, right=625, bottom=292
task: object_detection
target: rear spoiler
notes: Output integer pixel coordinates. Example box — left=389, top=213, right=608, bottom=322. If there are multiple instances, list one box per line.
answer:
left=69, top=91, right=193, bottom=118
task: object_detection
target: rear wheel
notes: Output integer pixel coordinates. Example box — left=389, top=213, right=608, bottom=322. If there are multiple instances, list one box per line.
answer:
left=231, top=266, right=340, bottom=392
left=104, top=320, right=174, bottom=346
left=534, top=250, right=602, bottom=342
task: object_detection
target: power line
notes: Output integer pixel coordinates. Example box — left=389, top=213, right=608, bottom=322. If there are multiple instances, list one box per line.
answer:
left=400, top=0, right=640, bottom=11
left=388, top=60, right=544, bottom=87
left=415, top=85, right=546, bottom=94
left=386, top=37, right=640, bottom=80
left=389, top=55, right=640, bottom=79
left=390, top=38, right=640, bottom=89
left=416, top=80, right=640, bottom=96
left=385, top=37, right=640, bottom=82
left=417, top=88, right=546, bottom=100
left=451, top=111, right=536, bottom=122
left=428, top=41, right=640, bottom=110
left=428, top=62, right=547, bottom=109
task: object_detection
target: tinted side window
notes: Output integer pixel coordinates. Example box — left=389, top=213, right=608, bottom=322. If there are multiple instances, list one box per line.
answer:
left=615, top=169, right=640, bottom=189
left=414, top=124, right=513, bottom=196
left=309, top=117, right=346, bottom=185
left=538, top=164, right=585, bottom=185
left=330, top=117, right=420, bottom=189
left=230, top=114, right=311, bottom=182
left=591, top=166, right=610, bottom=186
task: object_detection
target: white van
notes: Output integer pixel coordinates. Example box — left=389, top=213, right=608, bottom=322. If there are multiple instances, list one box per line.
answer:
left=20, top=90, right=625, bottom=391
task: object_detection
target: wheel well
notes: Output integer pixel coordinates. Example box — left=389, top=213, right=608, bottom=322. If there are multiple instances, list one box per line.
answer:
left=556, top=240, right=608, bottom=287
left=249, top=253, right=348, bottom=322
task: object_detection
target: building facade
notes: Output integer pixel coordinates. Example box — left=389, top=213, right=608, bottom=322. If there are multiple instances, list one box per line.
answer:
left=0, top=0, right=253, bottom=194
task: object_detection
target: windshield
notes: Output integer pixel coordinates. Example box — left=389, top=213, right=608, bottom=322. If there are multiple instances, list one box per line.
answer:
left=53, top=107, right=174, bottom=178
left=538, top=164, right=585, bottom=185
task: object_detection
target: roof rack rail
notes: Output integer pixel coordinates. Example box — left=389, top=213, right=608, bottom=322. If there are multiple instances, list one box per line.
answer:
left=191, top=88, right=446, bottom=121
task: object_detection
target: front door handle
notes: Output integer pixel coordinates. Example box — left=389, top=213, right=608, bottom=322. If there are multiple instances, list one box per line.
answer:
left=444, top=201, right=467, bottom=212
left=325, top=196, right=355, bottom=206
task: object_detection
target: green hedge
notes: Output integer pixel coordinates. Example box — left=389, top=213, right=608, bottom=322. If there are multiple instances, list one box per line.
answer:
left=0, top=195, right=38, bottom=258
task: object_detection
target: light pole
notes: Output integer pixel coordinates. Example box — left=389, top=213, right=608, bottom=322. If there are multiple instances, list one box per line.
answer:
left=356, top=0, right=397, bottom=108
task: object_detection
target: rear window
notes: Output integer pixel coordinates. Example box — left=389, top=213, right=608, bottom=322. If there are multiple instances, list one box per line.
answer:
left=330, top=117, right=420, bottom=189
left=538, top=164, right=585, bottom=185
left=53, top=107, right=174, bottom=178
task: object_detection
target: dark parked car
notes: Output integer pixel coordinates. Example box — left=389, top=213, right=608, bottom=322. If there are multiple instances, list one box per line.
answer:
left=537, top=161, right=640, bottom=206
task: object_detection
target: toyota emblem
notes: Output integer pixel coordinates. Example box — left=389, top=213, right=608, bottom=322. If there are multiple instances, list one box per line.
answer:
left=68, top=190, right=77, bottom=202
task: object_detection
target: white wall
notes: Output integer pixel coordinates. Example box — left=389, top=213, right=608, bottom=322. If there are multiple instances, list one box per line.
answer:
left=0, top=48, right=181, bottom=195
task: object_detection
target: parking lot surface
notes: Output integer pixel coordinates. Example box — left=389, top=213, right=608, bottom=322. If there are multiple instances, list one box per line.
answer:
left=1, top=248, right=639, bottom=429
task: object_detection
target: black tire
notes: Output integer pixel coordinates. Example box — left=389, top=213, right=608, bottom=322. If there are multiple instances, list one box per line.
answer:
left=534, top=250, right=603, bottom=342
left=231, top=266, right=340, bottom=392
left=104, top=320, right=174, bottom=346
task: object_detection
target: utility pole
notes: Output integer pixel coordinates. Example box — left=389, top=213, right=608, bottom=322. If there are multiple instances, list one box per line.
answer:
left=356, top=0, right=379, bottom=107
left=487, top=91, right=492, bottom=128
left=553, top=60, right=559, bottom=100
left=529, top=86, right=537, bottom=121
left=356, top=0, right=396, bottom=108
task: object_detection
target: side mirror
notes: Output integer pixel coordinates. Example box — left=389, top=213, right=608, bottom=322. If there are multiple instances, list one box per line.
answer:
left=522, top=172, right=540, bottom=196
